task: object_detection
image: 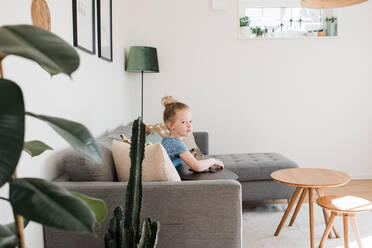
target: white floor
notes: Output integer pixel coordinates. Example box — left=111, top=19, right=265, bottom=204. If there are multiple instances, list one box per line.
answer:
left=242, top=203, right=372, bottom=248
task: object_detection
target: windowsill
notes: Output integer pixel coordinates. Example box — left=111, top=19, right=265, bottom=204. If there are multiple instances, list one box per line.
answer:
left=238, top=35, right=339, bottom=40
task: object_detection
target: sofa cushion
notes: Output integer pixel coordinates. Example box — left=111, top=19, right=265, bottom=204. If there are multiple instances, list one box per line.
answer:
left=183, top=133, right=204, bottom=159
left=63, top=143, right=116, bottom=181
left=209, top=153, right=298, bottom=182
left=95, top=122, right=134, bottom=151
left=193, top=132, right=209, bottom=155
left=112, top=140, right=181, bottom=182
left=107, top=122, right=133, bottom=140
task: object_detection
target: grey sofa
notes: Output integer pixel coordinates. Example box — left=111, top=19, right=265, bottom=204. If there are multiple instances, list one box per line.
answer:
left=44, top=130, right=298, bottom=248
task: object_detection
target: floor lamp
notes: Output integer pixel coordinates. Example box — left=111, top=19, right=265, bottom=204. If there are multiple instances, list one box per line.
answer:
left=126, top=46, right=159, bottom=119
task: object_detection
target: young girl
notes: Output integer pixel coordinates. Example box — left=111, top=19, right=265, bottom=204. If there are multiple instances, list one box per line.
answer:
left=161, top=96, right=224, bottom=172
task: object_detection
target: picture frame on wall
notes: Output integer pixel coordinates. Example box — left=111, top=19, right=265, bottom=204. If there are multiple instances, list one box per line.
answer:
left=97, top=0, right=113, bottom=61
left=72, top=0, right=95, bottom=54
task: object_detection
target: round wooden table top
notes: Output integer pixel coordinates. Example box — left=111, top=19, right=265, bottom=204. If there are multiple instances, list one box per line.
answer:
left=270, top=168, right=351, bottom=188
left=317, top=195, right=372, bottom=213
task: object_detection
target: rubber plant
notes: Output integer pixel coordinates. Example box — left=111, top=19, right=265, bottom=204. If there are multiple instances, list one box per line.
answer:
left=104, top=118, right=160, bottom=248
left=0, top=24, right=108, bottom=248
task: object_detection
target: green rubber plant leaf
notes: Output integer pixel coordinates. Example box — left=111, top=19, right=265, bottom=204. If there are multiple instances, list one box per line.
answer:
left=0, top=236, right=15, bottom=248
left=0, top=224, right=16, bottom=248
left=0, top=78, right=25, bottom=187
left=9, top=178, right=96, bottom=233
left=0, top=25, right=79, bottom=76
left=72, top=192, right=108, bottom=224
left=26, top=112, right=103, bottom=164
left=23, top=140, right=53, bottom=157
left=4, top=219, right=29, bottom=234
left=0, top=219, right=29, bottom=248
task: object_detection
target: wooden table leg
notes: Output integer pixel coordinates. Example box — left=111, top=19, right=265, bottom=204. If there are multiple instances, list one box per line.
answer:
left=316, top=188, right=341, bottom=238
left=343, top=214, right=349, bottom=248
left=289, top=188, right=308, bottom=226
left=274, top=187, right=302, bottom=236
left=315, top=188, right=332, bottom=238
left=350, top=214, right=363, bottom=248
left=318, top=212, right=336, bottom=248
left=309, top=188, right=315, bottom=248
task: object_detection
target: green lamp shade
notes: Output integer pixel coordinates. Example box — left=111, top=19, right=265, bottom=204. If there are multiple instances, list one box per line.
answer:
left=126, top=46, right=159, bottom=73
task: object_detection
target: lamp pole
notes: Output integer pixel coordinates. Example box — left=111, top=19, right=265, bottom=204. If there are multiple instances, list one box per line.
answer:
left=141, top=70, right=144, bottom=119
left=126, top=46, right=159, bottom=119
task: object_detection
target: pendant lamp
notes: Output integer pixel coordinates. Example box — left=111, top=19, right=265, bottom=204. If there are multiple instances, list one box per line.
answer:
left=301, top=0, right=367, bottom=8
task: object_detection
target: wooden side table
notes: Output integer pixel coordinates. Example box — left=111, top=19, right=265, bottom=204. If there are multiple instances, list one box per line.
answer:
left=317, top=195, right=372, bottom=248
left=271, top=168, right=351, bottom=248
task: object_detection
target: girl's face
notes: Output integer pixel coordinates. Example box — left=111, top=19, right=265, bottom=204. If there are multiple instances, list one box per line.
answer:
left=167, top=108, right=193, bottom=138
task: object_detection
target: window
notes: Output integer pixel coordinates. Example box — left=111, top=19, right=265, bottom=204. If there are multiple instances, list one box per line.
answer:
left=239, top=1, right=338, bottom=39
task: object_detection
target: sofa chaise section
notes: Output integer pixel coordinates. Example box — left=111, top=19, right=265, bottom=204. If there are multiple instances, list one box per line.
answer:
left=193, top=132, right=299, bottom=202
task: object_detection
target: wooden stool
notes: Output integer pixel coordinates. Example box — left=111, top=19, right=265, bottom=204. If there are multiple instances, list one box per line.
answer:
left=317, top=195, right=372, bottom=248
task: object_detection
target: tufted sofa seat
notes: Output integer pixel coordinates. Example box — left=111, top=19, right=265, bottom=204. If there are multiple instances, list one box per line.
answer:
left=212, top=153, right=298, bottom=201
left=212, top=153, right=298, bottom=182
left=193, top=133, right=299, bottom=202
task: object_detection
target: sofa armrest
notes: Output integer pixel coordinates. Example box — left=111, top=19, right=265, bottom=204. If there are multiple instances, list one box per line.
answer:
left=53, top=173, right=69, bottom=182
left=44, top=180, right=242, bottom=248
left=193, top=131, right=209, bottom=155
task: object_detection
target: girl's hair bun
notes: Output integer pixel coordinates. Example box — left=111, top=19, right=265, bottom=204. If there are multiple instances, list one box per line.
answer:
left=161, top=96, right=189, bottom=123
left=161, top=96, right=177, bottom=107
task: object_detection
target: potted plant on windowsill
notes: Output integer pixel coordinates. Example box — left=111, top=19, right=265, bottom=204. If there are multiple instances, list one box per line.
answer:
left=251, top=26, right=268, bottom=37
left=0, top=25, right=108, bottom=248
left=317, top=29, right=326, bottom=36
left=239, top=16, right=251, bottom=37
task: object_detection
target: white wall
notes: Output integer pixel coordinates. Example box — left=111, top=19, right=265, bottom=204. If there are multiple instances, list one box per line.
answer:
left=1, top=0, right=372, bottom=246
left=0, top=0, right=137, bottom=247
left=125, top=0, right=372, bottom=179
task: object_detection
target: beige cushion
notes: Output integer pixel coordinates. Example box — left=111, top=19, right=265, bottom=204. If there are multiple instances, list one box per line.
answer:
left=112, top=140, right=181, bottom=182
left=183, top=134, right=198, bottom=151
left=183, top=134, right=204, bottom=159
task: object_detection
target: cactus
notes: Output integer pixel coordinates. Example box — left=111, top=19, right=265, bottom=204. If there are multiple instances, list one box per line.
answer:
left=124, top=117, right=146, bottom=246
left=104, top=117, right=160, bottom=248
left=104, top=206, right=124, bottom=248
left=137, top=218, right=160, bottom=248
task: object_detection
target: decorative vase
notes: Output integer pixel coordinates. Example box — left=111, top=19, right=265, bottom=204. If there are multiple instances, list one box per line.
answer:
left=326, top=22, right=337, bottom=36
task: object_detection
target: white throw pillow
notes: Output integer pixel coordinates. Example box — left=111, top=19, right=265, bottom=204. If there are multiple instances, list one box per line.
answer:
left=112, top=140, right=181, bottom=182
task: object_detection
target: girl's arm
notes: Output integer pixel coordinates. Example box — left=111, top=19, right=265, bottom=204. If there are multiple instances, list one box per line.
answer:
left=179, top=151, right=224, bottom=172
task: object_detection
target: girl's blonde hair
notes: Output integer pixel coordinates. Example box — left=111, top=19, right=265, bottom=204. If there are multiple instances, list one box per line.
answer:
left=161, top=96, right=189, bottom=123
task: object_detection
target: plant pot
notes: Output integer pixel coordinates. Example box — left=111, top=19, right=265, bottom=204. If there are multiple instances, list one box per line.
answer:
left=240, top=26, right=251, bottom=38
left=318, top=31, right=326, bottom=37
